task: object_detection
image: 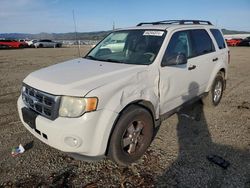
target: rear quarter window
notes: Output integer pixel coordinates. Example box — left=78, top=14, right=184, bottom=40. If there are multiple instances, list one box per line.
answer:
left=191, top=29, right=215, bottom=57
left=210, top=29, right=226, bottom=49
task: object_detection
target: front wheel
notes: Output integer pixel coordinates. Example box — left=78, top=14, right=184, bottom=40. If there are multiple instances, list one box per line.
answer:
left=108, top=105, right=154, bottom=166
left=203, top=72, right=225, bottom=107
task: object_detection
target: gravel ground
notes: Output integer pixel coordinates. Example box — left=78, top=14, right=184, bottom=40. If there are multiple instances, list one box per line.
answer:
left=0, top=47, right=249, bottom=187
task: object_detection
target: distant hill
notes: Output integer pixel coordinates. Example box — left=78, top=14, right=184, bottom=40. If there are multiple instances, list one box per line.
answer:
left=221, top=29, right=250, bottom=35
left=1, top=29, right=249, bottom=40
left=0, top=31, right=111, bottom=40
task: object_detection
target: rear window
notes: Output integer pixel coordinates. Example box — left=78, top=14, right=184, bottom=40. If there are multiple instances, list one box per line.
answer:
left=210, top=29, right=226, bottom=49
left=191, top=29, right=215, bottom=56
left=40, top=40, right=51, bottom=42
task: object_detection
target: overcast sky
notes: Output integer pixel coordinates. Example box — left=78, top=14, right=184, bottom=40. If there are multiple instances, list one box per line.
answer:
left=0, top=0, right=250, bottom=33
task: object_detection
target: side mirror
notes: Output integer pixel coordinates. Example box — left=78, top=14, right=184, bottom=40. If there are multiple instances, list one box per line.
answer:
left=95, top=48, right=112, bottom=57
left=162, top=53, right=187, bottom=66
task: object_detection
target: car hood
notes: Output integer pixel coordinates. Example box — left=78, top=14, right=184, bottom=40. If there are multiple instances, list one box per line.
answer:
left=23, top=58, right=147, bottom=96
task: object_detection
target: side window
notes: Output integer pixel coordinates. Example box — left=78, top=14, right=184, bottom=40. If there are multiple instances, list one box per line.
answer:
left=161, top=30, right=192, bottom=66
left=191, top=29, right=215, bottom=56
left=210, top=29, right=226, bottom=49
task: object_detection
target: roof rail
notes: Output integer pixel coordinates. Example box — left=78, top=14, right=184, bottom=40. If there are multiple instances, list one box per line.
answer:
left=137, top=20, right=213, bottom=26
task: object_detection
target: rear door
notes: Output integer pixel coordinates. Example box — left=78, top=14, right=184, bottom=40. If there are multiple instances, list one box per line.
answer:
left=209, top=28, right=228, bottom=69
left=43, top=40, right=50, bottom=47
left=45, top=40, right=51, bottom=47
left=187, top=29, right=217, bottom=92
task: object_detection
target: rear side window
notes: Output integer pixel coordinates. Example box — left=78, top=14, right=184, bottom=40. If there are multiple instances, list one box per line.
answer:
left=191, top=29, right=215, bottom=56
left=210, top=29, right=226, bottom=49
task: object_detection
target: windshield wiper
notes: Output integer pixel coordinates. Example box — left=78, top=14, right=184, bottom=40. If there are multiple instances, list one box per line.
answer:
left=85, top=55, right=100, bottom=61
left=85, top=56, right=124, bottom=64
left=105, top=59, right=124, bottom=64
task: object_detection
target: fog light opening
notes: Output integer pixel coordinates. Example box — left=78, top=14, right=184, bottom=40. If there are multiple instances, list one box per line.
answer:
left=64, top=136, right=81, bottom=148
left=42, top=133, right=48, bottom=139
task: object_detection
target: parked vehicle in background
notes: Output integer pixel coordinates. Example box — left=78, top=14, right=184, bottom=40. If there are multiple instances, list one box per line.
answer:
left=33, top=39, right=62, bottom=48
left=26, top=40, right=38, bottom=47
left=238, top=37, right=250, bottom=46
left=0, top=39, right=27, bottom=49
left=18, top=20, right=229, bottom=166
left=19, top=39, right=29, bottom=44
left=18, top=39, right=36, bottom=47
left=19, top=40, right=29, bottom=48
left=225, top=38, right=242, bottom=46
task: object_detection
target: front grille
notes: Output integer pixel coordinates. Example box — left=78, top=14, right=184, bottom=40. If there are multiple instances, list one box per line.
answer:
left=22, top=84, right=60, bottom=120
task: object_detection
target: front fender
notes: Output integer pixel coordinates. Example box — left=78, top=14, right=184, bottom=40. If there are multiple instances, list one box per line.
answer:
left=87, top=69, right=160, bottom=119
left=85, top=69, right=160, bottom=154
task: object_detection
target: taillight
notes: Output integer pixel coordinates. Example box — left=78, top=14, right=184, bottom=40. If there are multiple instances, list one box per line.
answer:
left=228, top=50, right=230, bottom=64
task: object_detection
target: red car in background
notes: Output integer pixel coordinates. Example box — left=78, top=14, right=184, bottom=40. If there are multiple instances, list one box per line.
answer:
left=0, top=39, right=28, bottom=49
left=225, top=38, right=242, bottom=46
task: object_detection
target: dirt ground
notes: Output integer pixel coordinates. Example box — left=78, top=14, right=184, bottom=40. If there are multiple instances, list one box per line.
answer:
left=0, top=47, right=249, bottom=187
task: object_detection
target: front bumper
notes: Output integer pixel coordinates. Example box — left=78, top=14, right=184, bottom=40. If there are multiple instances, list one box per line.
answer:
left=17, top=96, right=118, bottom=157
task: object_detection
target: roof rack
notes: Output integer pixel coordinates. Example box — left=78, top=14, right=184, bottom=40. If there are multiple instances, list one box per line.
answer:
left=137, top=20, right=212, bottom=26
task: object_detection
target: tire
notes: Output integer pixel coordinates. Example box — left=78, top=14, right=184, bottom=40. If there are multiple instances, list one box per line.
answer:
left=202, top=72, right=224, bottom=107
left=39, top=44, right=43, bottom=48
left=108, top=105, right=154, bottom=166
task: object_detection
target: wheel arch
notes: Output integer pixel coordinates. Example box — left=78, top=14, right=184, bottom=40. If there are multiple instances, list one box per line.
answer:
left=219, top=68, right=226, bottom=77
left=205, top=66, right=227, bottom=92
left=104, top=100, right=156, bottom=156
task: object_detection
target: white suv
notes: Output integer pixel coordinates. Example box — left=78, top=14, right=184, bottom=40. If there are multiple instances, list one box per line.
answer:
left=17, top=20, right=229, bottom=166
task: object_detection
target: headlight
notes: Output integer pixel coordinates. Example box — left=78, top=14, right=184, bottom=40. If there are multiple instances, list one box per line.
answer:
left=59, top=96, right=98, bottom=118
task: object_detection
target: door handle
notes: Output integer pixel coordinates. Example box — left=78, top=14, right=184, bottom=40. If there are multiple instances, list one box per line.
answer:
left=188, top=65, right=196, bottom=70
left=213, top=57, right=218, bottom=62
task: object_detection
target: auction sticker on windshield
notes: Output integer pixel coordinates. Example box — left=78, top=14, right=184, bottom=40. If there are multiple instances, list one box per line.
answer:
left=143, top=31, right=164, bottom=36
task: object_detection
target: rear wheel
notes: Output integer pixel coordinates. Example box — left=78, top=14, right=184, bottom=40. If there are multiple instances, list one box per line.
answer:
left=39, top=44, right=43, bottom=48
left=203, top=72, right=224, bottom=107
left=108, top=105, right=154, bottom=166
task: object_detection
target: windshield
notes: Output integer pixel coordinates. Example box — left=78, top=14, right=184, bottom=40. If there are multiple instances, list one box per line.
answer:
left=85, top=30, right=166, bottom=65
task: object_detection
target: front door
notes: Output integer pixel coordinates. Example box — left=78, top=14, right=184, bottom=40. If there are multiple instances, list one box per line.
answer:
left=159, top=29, right=198, bottom=115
